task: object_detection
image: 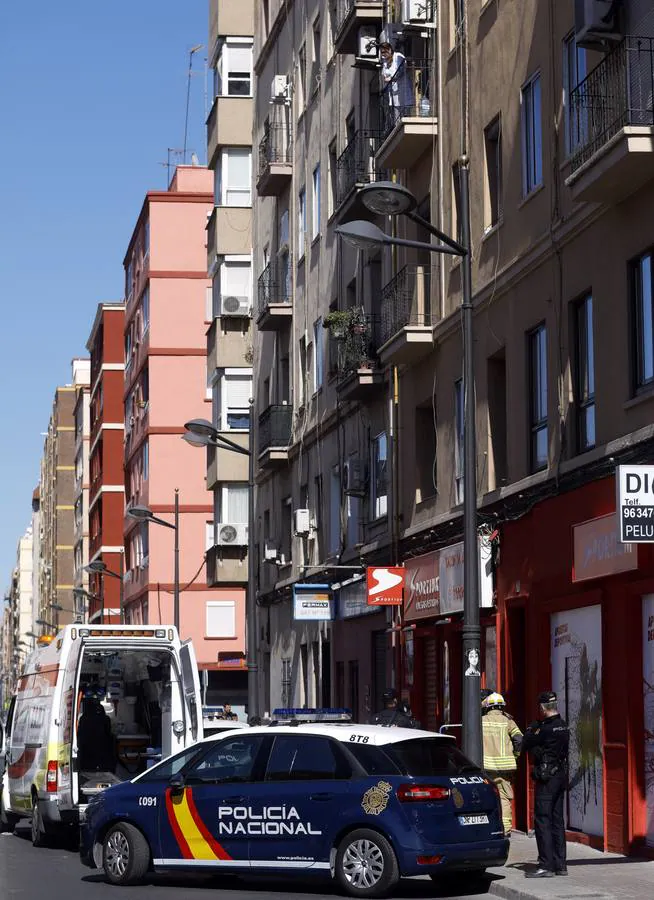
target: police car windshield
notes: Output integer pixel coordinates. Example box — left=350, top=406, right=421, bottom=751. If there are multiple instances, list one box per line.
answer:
left=384, top=739, right=479, bottom=777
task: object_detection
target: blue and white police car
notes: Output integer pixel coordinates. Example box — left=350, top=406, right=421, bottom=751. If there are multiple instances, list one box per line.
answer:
left=80, top=709, right=508, bottom=896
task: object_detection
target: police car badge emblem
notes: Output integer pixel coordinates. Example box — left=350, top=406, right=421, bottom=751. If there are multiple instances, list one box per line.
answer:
left=451, top=788, right=464, bottom=809
left=362, top=780, right=392, bottom=815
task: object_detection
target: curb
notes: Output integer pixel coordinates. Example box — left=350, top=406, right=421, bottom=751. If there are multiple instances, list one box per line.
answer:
left=488, top=876, right=616, bottom=900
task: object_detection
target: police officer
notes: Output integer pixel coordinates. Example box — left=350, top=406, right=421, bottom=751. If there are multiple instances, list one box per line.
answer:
left=522, top=691, right=569, bottom=878
left=481, top=692, right=523, bottom=837
left=368, top=689, right=413, bottom=727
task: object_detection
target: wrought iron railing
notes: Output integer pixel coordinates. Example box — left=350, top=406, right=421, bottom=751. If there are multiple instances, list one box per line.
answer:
left=332, top=311, right=380, bottom=382
left=258, top=404, right=292, bottom=454
left=258, top=123, right=293, bottom=178
left=570, top=36, right=654, bottom=170
left=379, top=58, right=434, bottom=142
left=379, top=265, right=432, bottom=346
left=335, top=0, right=382, bottom=35
left=257, top=258, right=292, bottom=317
left=336, top=129, right=382, bottom=207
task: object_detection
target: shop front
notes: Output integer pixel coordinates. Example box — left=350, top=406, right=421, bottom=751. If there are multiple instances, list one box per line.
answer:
left=403, top=540, right=496, bottom=734
left=496, top=475, right=654, bottom=854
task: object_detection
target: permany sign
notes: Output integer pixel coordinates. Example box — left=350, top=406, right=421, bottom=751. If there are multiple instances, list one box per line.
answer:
left=367, top=567, right=405, bottom=606
left=617, top=465, right=654, bottom=542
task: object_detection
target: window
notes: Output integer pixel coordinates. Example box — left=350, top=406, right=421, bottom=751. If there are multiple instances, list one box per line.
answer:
left=386, top=739, right=475, bottom=776
left=187, top=735, right=264, bottom=784
left=218, top=148, right=252, bottom=206
left=529, top=324, right=548, bottom=471
left=215, top=38, right=253, bottom=98
left=313, top=318, right=324, bottom=390
left=450, top=0, right=464, bottom=48
left=218, top=370, right=252, bottom=430
left=299, top=333, right=307, bottom=406
left=143, top=219, right=150, bottom=259
left=137, top=743, right=204, bottom=782
left=329, top=465, right=341, bottom=554
left=298, top=44, right=307, bottom=109
left=487, top=350, right=508, bottom=488
left=483, top=116, right=502, bottom=230
left=217, top=483, right=249, bottom=523
left=632, top=252, right=654, bottom=391
left=220, top=256, right=252, bottom=313
left=415, top=403, right=437, bottom=501
left=371, top=433, right=388, bottom=519
left=298, top=187, right=306, bottom=256
left=206, top=520, right=215, bottom=550
left=141, top=286, right=150, bottom=333
left=281, top=497, right=292, bottom=564
left=452, top=163, right=462, bottom=245
left=327, top=0, right=336, bottom=57
left=206, top=600, right=236, bottom=638
left=265, top=735, right=352, bottom=781
left=454, top=379, right=464, bottom=503
left=281, top=658, right=293, bottom=707
left=575, top=294, right=595, bottom=451
left=311, top=18, right=321, bottom=92
left=563, top=33, right=587, bottom=155
left=312, top=164, right=321, bottom=239
left=521, top=73, right=543, bottom=195
left=346, top=457, right=361, bottom=548
left=328, top=140, right=337, bottom=218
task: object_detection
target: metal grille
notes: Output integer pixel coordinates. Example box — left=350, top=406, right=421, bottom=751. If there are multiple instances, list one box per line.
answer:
left=570, top=36, right=654, bottom=170
left=257, top=259, right=292, bottom=317
left=258, top=404, right=292, bottom=454
left=379, top=265, right=432, bottom=346
left=379, top=58, right=433, bottom=142
left=335, top=311, right=380, bottom=381
left=258, top=123, right=293, bottom=176
left=336, top=130, right=381, bottom=208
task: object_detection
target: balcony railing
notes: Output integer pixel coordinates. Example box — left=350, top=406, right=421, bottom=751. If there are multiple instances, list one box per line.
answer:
left=570, top=36, right=654, bottom=170
left=258, top=123, right=293, bottom=176
left=331, top=311, right=380, bottom=380
left=258, top=404, right=292, bottom=455
left=379, top=265, right=432, bottom=345
left=379, top=58, right=433, bottom=142
left=257, top=258, right=292, bottom=318
left=336, top=130, right=382, bottom=207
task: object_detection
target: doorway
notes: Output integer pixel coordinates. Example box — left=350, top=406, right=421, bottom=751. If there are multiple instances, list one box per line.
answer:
left=506, top=604, right=528, bottom=832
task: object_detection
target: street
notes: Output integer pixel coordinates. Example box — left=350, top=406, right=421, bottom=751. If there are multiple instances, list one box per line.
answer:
left=0, top=823, right=493, bottom=900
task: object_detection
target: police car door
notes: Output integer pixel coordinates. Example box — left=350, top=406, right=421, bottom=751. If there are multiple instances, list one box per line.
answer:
left=244, top=734, right=355, bottom=871
left=159, top=734, right=268, bottom=870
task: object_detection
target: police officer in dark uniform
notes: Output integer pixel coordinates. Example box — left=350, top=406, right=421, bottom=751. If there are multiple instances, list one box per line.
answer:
left=522, top=691, right=570, bottom=878
left=368, top=689, right=414, bottom=727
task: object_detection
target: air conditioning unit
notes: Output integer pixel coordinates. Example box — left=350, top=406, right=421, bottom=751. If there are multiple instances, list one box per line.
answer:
left=344, top=458, right=367, bottom=497
left=217, top=523, right=248, bottom=546
left=271, top=74, right=290, bottom=103
left=357, top=26, right=379, bottom=61
left=264, top=542, right=279, bottom=561
left=574, top=0, right=623, bottom=49
left=402, top=0, right=434, bottom=24
left=221, top=295, right=251, bottom=317
left=294, top=508, right=311, bottom=535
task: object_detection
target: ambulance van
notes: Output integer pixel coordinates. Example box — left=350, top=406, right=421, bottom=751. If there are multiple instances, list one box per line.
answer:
left=0, top=625, right=202, bottom=845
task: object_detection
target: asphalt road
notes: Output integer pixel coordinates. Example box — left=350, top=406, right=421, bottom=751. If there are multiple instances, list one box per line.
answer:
left=0, top=822, right=494, bottom=900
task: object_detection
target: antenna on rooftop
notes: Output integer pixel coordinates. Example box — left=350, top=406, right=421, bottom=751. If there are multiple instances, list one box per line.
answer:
left=183, top=44, right=204, bottom=164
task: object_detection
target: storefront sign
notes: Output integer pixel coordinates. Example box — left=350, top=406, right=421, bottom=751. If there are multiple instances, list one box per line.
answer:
left=642, top=595, right=654, bottom=847
left=292, top=584, right=334, bottom=621
left=572, top=513, right=637, bottom=582
left=404, top=541, right=493, bottom=622
left=404, top=550, right=440, bottom=622
left=339, top=579, right=379, bottom=619
left=617, top=464, right=654, bottom=542
left=366, top=566, right=405, bottom=606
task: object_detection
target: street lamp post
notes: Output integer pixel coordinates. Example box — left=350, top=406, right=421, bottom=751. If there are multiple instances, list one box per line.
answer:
left=336, top=170, right=482, bottom=766
left=127, top=496, right=180, bottom=633
left=184, top=408, right=258, bottom=720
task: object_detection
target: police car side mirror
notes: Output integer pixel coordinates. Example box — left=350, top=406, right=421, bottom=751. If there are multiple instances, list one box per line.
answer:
left=168, top=772, right=185, bottom=794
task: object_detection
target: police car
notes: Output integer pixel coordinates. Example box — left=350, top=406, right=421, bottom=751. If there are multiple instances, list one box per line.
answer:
left=80, top=709, right=507, bottom=897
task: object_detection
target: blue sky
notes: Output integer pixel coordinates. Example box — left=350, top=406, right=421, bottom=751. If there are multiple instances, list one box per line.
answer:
left=0, top=1, right=208, bottom=583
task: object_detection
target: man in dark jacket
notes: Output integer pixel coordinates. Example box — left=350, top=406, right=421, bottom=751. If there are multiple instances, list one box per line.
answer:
left=522, top=691, right=570, bottom=878
left=368, top=689, right=414, bottom=727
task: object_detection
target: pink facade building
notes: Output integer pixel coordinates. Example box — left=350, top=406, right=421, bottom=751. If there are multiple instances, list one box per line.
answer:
left=122, top=166, right=247, bottom=707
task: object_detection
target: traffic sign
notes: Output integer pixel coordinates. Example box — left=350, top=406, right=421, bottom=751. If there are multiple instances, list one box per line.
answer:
left=616, top=464, right=654, bottom=542
left=366, top=566, right=405, bottom=605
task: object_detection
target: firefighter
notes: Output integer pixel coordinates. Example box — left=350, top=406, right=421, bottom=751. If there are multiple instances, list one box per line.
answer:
left=482, top=691, right=523, bottom=837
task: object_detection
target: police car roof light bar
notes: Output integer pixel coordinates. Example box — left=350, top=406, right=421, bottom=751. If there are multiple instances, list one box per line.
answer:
left=270, top=707, right=353, bottom=725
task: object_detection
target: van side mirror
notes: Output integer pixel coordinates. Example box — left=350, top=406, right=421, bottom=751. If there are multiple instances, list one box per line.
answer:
left=168, top=772, right=185, bottom=794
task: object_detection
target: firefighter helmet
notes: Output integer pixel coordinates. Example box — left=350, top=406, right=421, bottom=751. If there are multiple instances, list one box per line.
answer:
left=482, top=691, right=506, bottom=709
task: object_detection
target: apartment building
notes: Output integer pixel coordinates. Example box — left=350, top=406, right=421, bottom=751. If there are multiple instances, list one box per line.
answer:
left=72, top=358, right=91, bottom=620
left=86, top=302, right=126, bottom=623
left=204, top=0, right=254, bottom=708
left=123, top=165, right=248, bottom=710
left=253, top=0, right=654, bottom=852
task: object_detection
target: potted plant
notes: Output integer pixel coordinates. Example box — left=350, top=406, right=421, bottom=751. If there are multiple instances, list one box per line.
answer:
left=323, top=310, right=351, bottom=341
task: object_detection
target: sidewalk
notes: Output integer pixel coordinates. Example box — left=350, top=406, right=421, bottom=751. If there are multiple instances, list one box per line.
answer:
left=486, top=833, right=654, bottom=900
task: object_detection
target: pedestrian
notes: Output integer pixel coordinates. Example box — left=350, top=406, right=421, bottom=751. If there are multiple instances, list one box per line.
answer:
left=481, top=692, right=523, bottom=838
left=368, top=689, right=413, bottom=727
left=379, top=42, right=414, bottom=124
left=222, top=702, right=238, bottom=721
left=522, top=691, right=570, bottom=878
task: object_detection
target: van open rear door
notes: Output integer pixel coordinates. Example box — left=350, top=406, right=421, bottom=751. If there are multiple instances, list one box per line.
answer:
left=179, top=640, right=203, bottom=743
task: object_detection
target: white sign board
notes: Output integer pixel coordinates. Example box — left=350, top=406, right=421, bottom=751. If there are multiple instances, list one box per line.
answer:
left=616, top=465, right=654, bottom=542
left=293, top=588, right=334, bottom=621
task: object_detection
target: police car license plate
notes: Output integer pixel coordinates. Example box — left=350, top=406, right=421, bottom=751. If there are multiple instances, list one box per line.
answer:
left=459, top=814, right=489, bottom=825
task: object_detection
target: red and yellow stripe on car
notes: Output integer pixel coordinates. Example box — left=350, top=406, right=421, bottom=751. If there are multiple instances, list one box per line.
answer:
left=165, top=788, right=232, bottom=861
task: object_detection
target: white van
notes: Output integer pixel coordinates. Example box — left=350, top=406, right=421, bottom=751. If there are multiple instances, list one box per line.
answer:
left=0, top=624, right=202, bottom=845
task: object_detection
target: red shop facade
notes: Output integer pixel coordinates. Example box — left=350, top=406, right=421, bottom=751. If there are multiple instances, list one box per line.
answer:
left=403, top=540, right=497, bottom=733
left=496, top=474, right=654, bottom=855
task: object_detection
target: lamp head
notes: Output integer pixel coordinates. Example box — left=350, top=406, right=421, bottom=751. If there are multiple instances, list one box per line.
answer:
left=358, top=181, right=417, bottom=216
left=184, top=418, right=217, bottom=438
left=127, top=505, right=154, bottom=521
left=84, top=560, right=107, bottom=574
left=182, top=432, right=211, bottom=448
left=334, top=220, right=389, bottom=251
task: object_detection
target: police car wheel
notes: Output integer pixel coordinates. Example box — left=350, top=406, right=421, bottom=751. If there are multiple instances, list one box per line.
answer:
left=103, top=822, right=150, bottom=886
left=335, top=829, right=399, bottom=898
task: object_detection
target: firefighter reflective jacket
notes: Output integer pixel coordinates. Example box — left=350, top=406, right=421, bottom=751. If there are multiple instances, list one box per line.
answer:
left=482, top=708, right=523, bottom=772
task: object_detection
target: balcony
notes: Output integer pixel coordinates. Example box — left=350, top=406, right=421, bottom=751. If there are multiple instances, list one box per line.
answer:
left=206, top=543, right=248, bottom=586
left=378, top=265, right=433, bottom=366
left=567, top=37, right=654, bottom=203
left=207, top=437, right=249, bottom=490
left=207, top=94, right=252, bottom=167
left=258, top=404, right=292, bottom=467
left=207, top=318, right=251, bottom=372
left=331, top=310, right=384, bottom=402
left=376, top=59, right=437, bottom=169
left=334, top=0, right=384, bottom=56
left=207, top=206, right=252, bottom=262
left=256, top=259, right=293, bottom=330
left=335, top=130, right=383, bottom=219
left=257, top=123, right=293, bottom=196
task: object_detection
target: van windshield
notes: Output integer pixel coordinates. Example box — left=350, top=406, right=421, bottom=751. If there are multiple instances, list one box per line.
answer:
left=384, top=739, right=478, bottom=776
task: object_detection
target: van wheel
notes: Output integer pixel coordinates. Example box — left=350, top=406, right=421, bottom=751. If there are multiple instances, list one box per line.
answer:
left=103, top=822, right=150, bottom=886
left=335, top=828, right=399, bottom=898
left=31, top=796, right=49, bottom=847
